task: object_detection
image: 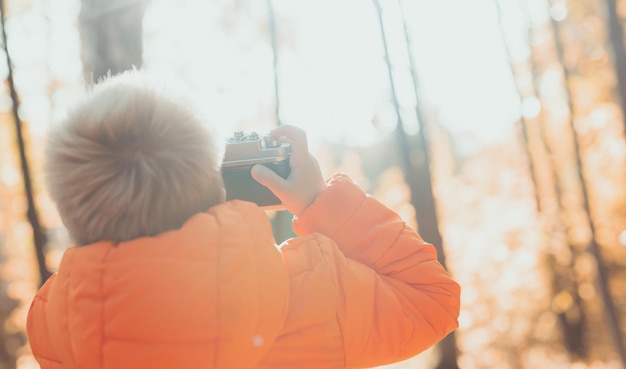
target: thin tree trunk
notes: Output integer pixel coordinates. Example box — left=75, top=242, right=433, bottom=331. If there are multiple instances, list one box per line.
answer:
left=268, top=0, right=281, bottom=126
left=0, top=0, right=52, bottom=286
left=604, top=0, right=626, bottom=137
left=496, top=0, right=589, bottom=358
left=266, top=0, right=295, bottom=243
left=521, top=0, right=589, bottom=357
left=375, top=1, right=458, bottom=368
left=493, top=0, right=542, bottom=212
left=397, top=3, right=459, bottom=368
left=548, top=0, right=626, bottom=364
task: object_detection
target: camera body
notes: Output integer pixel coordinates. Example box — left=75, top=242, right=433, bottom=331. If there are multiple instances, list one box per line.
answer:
left=222, top=131, right=291, bottom=207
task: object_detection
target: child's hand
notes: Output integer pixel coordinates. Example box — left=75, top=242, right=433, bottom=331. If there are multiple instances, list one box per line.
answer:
left=251, top=125, right=326, bottom=216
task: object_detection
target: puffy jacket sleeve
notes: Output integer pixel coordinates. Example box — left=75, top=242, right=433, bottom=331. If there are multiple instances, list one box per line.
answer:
left=292, top=174, right=460, bottom=368
left=26, top=274, right=64, bottom=369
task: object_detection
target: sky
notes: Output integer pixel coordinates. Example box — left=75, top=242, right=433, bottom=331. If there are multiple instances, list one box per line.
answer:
left=7, top=0, right=525, bottom=155
left=142, top=0, right=524, bottom=152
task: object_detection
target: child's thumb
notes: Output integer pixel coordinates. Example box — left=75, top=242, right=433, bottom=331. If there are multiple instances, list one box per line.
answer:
left=251, top=164, right=288, bottom=196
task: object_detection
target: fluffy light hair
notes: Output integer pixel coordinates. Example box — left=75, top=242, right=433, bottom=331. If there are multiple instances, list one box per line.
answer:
left=45, top=71, right=224, bottom=246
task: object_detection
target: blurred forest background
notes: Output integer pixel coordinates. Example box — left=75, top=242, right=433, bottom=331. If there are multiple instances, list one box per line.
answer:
left=0, top=0, right=626, bottom=368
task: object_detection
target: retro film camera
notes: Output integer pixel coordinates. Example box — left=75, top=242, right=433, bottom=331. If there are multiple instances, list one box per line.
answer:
left=222, top=131, right=291, bottom=207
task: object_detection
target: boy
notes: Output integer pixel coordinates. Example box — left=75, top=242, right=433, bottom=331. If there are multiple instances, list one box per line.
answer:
left=27, top=71, right=460, bottom=369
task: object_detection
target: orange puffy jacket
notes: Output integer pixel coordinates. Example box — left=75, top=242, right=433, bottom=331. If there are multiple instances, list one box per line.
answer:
left=27, top=174, right=460, bottom=369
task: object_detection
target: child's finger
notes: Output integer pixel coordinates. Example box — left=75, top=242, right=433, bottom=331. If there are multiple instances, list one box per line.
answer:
left=251, top=164, right=289, bottom=197
left=270, top=125, right=308, bottom=160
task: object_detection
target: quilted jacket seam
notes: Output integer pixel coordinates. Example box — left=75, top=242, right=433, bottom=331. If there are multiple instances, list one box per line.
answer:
left=66, top=250, right=76, bottom=367
left=99, top=246, right=114, bottom=369
left=310, top=233, right=347, bottom=369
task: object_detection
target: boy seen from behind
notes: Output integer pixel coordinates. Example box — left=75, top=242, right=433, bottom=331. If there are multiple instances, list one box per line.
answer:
left=27, top=71, right=461, bottom=369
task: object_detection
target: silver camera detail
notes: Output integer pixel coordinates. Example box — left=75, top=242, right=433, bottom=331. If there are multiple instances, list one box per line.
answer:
left=222, top=131, right=291, bottom=207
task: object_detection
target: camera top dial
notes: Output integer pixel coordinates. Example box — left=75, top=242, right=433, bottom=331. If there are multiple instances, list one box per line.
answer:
left=223, top=131, right=290, bottom=167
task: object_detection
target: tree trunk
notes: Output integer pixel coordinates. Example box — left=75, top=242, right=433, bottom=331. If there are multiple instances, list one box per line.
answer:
left=0, top=0, right=51, bottom=286
left=375, top=1, right=459, bottom=367
left=548, top=0, right=626, bottom=364
left=79, top=0, right=146, bottom=82
left=496, top=0, right=590, bottom=359
left=604, top=0, right=626, bottom=137
left=0, top=237, right=23, bottom=369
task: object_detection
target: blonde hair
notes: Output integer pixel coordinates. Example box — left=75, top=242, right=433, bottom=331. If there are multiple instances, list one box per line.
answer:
left=45, top=71, right=224, bottom=246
